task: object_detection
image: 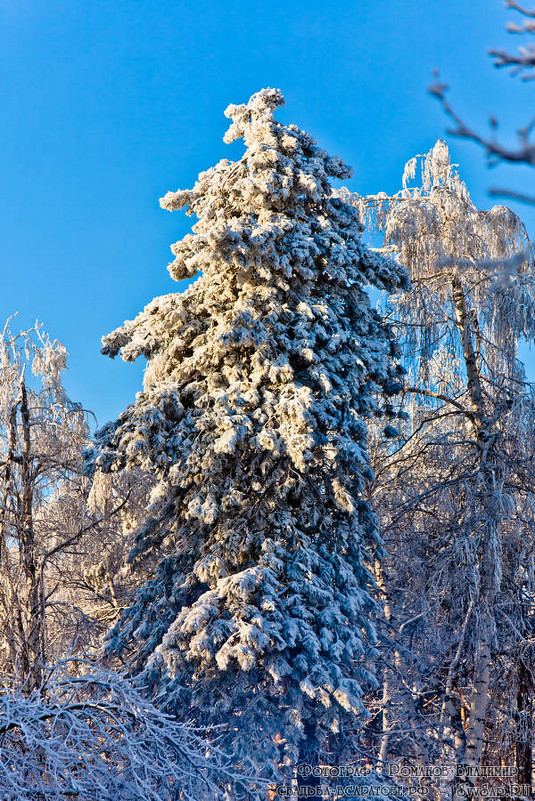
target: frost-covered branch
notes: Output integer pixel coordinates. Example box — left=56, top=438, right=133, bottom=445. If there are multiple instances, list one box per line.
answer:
left=430, top=78, right=535, bottom=167
left=0, top=660, right=236, bottom=801
left=491, top=1, right=535, bottom=77
left=430, top=2, right=535, bottom=200
left=405, top=386, right=474, bottom=417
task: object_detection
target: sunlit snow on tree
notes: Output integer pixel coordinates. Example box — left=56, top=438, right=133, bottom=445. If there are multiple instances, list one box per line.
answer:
left=89, top=88, right=408, bottom=791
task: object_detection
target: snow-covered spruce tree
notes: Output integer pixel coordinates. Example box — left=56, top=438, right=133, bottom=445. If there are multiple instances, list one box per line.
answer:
left=90, top=88, right=408, bottom=790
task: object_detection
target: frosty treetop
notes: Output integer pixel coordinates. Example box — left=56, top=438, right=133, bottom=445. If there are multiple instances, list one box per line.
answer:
left=91, top=88, right=408, bottom=781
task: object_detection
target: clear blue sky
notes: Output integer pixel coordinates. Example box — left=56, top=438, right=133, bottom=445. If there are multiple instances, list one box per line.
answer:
left=1, top=0, right=534, bottom=426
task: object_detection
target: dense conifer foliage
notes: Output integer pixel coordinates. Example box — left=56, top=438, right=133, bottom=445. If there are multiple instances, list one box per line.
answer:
left=90, top=88, right=408, bottom=785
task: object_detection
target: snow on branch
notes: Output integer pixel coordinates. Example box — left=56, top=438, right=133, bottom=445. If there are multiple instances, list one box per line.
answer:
left=430, top=3, right=535, bottom=201
left=492, top=0, right=535, bottom=77
left=0, top=660, right=236, bottom=800
left=435, top=250, right=530, bottom=273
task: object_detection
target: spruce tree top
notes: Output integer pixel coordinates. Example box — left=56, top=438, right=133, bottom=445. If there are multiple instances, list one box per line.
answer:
left=91, top=88, right=408, bottom=780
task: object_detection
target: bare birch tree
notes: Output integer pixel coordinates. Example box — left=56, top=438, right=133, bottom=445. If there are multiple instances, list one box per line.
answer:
left=0, top=320, right=139, bottom=687
left=0, top=321, right=86, bottom=688
left=351, top=143, right=535, bottom=795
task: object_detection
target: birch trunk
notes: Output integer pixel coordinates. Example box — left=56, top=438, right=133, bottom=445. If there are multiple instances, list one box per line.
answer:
left=515, top=660, right=533, bottom=792
left=19, top=377, right=45, bottom=691
left=374, top=561, right=432, bottom=771
left=451, top=272, right=502, bottom=774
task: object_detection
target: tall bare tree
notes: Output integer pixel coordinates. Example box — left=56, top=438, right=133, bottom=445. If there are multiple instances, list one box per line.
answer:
left=0, top=320, right=95, bottom=689
left=352, top=143, right=535, bottom=795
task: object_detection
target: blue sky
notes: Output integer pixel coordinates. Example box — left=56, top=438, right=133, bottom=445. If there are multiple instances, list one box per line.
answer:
left=1, top=0, right=534, bottom=425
